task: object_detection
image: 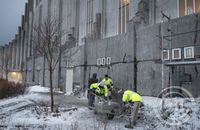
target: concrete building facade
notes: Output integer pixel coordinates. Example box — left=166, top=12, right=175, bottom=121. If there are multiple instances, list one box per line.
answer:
left=0, top=0, right=200, bottom=97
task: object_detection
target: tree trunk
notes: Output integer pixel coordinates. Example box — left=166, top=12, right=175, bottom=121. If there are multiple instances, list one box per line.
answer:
left=49, top=67, right=54, bottom=112
left=5, top=68, right=8, bottom=81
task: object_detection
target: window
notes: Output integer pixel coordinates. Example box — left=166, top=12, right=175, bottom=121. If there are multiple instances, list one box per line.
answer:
left=106, top=57, right=111, bottom=65
left=102, top=58, right=106, bottom=65
left=118, top=0, right=130, bottom=33
left=86, top=0, right=93, bottom=34
left=179, top=0, right=200, bottom=17
left=97, top=58, right=101, bottom=66
left=162, top=50, right=170, bottom=60
left=172, top=48, right=182, bottom=60
left=184, top=46, right=194, bottom=59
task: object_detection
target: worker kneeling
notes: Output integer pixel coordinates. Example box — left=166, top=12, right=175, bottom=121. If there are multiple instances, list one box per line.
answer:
left=88, top=83, right=109, bottom=109
left=122, top=90, right=142, bottom=129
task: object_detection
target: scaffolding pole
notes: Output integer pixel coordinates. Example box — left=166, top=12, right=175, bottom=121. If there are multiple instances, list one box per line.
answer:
left=161, top=19, right=165, bottom=110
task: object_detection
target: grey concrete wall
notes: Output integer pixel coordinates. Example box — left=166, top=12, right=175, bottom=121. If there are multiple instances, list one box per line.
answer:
left=34, top=56, right=44, bottom=85
left=85, top=21, right=135, bottom=90
left=1, top=0, right=200, bottom=98
left=183, top=65, right=200, bottom=97
left=0, top=47, right=3, bottom=78
left=155, top=0, right=178, bottom=23
left=166, top=14, right=200, bottom=48
left=136, top=13, right=200, bottom=96
left=27, top=12, right=33, bottom=58
left=130, top=0, right=140, bottom=19
left=78, top=0, right=87, bottom=45
left=105, top=0, right=118, bottom=37
left=26, top=58, right=33, bottom=82
left=62, top=45, right=84, bottom=90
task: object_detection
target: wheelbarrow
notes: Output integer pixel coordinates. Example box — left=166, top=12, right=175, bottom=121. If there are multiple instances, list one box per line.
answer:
left=94, top=96, right=121, bottom=119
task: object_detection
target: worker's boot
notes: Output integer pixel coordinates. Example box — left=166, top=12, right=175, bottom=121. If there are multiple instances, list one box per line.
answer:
left=124, top=124, right=133, bottom=129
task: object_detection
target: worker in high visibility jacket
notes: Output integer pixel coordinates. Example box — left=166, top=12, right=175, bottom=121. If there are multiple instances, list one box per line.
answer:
left=89, top=83, right=109, bottom=104
left=95, top=83, right=108, bottom=98
left=101, top=74, right=113, bottom=90
left=101, top=74, right=113, bottom=99
left=122, top=90, right=142, bottom=103
left=88, top=82, right=98, bottom=108
left=122, top=90, right=142, bottom=129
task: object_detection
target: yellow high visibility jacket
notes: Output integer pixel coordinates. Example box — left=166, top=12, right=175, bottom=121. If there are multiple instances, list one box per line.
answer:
left=122, top=90, right=142, bottom=102
left=90, top=83, right=108, bottom=97
left=101, top=78, right=113, bottom=89
left=96, top=85, right=108, bottom=97
left=90, top=83, right=99, bottom=89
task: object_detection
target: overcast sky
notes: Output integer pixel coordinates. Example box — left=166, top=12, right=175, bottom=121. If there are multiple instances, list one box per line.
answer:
left=0, top=0, right=27, bottom=45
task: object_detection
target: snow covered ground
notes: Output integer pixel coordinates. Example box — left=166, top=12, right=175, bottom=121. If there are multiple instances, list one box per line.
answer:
left=0, top=85, right=199, bottom=130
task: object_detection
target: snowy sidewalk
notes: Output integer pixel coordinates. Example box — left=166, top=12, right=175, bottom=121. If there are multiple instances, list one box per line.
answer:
left=0, top=85, right=199, bottom=130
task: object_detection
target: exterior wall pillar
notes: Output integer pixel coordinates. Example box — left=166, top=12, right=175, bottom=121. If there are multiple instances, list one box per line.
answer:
left=14, top=39, right=17, bottom=70
left=0, top=47, right=3, bottom=78
left=16, top=34, right=19, bottom=70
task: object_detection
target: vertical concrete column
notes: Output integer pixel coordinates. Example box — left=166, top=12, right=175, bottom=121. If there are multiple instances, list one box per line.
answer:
left=19, top=30, right=22, bottom=70
left=11, top=41, right=15, bottom=69
left=18, top=33, right=21, bottom=70
left=10, top=42, right=13, bottom=70
left=8, top=43, right=12, bottom=70
left=18, top=28, right=22, bottom=70
left=23, top=27, right=27, bottom=63
left=0, top=47, right=3, bottom=78
left=20, top=29, right=25, bottom=70
left=149, top=0, right=156, bottom=25
left=14, top=39, right=17, bottom=70
left=16, top=35, right=19, bottom=70
left=24, top=25, right=29, bottom=83
left=4, top=45, right=8, bottom=79
left=20, top=15, right=25, bottom=71
left=2, top=46, right=5, bottom=78
left=15, top=34, right=19, bottom=70
left=57, top=0, right=63, bottom=88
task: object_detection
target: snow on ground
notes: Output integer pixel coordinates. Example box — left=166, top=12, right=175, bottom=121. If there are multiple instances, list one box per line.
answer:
left=0, top=86, right=200, bottom=130
left=27, top=85, right=64, bottom=94
left=28, top=85, right=50, bottom=93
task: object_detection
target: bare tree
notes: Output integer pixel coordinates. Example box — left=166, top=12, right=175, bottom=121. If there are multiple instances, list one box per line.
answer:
left=33, top=17, right=67, bottom=112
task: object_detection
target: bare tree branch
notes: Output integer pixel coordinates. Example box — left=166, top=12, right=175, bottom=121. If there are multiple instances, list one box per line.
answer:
left=32, top=16, right=70, bottom=112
